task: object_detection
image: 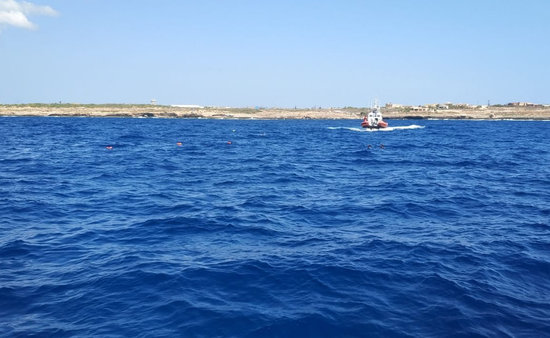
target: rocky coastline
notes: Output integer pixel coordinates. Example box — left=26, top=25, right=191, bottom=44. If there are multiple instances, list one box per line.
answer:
left=1, top=104, right=549, bottom=120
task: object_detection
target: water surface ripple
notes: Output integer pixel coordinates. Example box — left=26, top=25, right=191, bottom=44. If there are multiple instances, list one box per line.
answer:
left=1, top=118, right=549, bottom=337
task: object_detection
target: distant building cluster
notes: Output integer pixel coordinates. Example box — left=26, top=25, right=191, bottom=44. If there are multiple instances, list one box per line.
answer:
left=506, top=102, right=539, bottom=107
left=385, top=102, right=459, bottom=111
left=385, top=101, right=546, bottom=111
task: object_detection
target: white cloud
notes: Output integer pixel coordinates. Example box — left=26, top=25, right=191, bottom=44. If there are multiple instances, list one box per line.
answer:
left=0, top=0, right=57, bottom=30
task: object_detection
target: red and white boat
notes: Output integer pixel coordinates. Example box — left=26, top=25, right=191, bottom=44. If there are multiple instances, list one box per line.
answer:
left=361, top=106, right=388, bottom=129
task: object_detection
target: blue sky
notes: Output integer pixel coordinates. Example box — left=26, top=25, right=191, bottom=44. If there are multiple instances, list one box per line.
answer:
left=1, top=0, right=549, bottom=107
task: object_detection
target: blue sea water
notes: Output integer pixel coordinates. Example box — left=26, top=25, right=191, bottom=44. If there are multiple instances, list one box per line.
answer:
left=1, top=117, right=549, bottom=337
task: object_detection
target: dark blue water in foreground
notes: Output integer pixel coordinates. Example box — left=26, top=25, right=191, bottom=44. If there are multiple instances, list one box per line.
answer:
left=1, top=117, right=549, bottom=337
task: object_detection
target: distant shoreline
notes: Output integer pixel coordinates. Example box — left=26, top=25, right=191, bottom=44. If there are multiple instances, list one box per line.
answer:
left=1, top=104, right=550, bottom=120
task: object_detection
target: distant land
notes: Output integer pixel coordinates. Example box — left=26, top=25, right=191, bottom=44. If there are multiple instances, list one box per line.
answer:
left=1, top=102, right=549, bottom=120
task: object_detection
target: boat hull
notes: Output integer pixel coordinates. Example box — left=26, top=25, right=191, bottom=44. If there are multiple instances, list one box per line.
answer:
left=361, top=120, right=388, bottom=129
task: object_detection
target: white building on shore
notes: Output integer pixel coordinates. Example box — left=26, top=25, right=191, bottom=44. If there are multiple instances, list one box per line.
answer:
left=171, top=104, right=204, bottom=108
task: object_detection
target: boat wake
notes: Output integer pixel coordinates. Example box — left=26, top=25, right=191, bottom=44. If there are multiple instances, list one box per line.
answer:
left=328, top=125, right=424, bottom=132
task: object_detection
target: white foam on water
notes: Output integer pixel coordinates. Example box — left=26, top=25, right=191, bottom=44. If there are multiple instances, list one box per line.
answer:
left=328, top=125, right=424, bottom=132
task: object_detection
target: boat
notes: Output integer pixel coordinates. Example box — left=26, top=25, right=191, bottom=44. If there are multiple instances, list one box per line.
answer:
left=361, top=105, right=388, bottom=129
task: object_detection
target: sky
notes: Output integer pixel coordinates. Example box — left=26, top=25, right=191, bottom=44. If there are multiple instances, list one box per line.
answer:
left=1, top=0, right=549, bottom=107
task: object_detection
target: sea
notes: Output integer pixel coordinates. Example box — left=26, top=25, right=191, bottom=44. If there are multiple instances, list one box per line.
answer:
left=1, top=117, right=549, bottom=337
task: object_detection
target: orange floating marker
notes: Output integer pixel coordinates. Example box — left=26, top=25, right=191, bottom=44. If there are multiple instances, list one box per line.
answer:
left=106, top=146, right=113, bottom=150
left=176, top=142, right=183, bottom=146
left=227, top=141, right=232, bottom=145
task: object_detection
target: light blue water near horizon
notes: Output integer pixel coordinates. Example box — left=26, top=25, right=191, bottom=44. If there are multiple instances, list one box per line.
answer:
left=1, top=117, right=549, bottom=337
